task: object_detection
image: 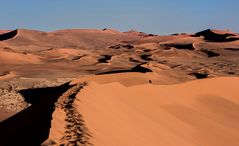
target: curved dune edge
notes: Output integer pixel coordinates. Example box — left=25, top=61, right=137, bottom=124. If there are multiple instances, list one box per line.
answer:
left=70, top=71, right=190, bottom=86
left=0, top=29, right=18, bottom=41
left=46, top=76, right=239, bottom=146
left=70, top=72, right=161, bottom=86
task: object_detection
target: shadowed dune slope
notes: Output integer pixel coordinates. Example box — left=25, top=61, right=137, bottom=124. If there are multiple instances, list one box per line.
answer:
left=194, top=29, right=239, bottom=42
left=0, top=29, right=18, bottom=41
left=0, top=82, right=73, bottom=146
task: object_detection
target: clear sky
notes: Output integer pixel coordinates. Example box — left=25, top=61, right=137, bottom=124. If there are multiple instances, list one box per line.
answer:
left=1, top=0, right=239, bottom=34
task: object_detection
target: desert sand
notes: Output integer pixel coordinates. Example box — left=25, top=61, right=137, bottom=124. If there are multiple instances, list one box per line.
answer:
left=75, top=77, right=239, bottom=146
left=0, top=28, right=238, bottom=146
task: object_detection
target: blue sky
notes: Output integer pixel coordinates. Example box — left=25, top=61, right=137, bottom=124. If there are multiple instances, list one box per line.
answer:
left=1, top=0, right=239, bottom=34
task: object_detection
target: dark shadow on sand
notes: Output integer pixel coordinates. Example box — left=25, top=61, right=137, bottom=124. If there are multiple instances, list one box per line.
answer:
left=0, top=82, right=73, bottom=146
left=161, top=43, right=195, bottom=50
left=0, top=29, right=18, bottom=41
left=193, top=29, right=239, bottom=42
left=97, top=64, right=152, bottom=75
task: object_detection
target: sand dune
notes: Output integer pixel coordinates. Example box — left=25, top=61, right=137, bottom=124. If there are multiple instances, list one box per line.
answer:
left=1, top=76, right=238, bottom=146
left=0, top=28, right=239, bottom=146
left=0, top=28, right=238, bottom=79
left=0, top=50, right=42, bottom=64
left=42, top=76, right=239, bottom=146
left=38, top=48, right=85, bottom=60
left=71, top=72, right=158, bottom=86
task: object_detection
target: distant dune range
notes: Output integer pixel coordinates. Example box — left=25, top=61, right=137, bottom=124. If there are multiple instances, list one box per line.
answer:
left=0, top=28, right=238, bottom=146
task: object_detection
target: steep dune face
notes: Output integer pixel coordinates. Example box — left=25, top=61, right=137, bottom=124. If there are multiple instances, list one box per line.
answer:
left=73, top=77, right=239, bottom=146
left=1, top=75, right=238, bottom=146
left=44, top=76, right=239, bottom=146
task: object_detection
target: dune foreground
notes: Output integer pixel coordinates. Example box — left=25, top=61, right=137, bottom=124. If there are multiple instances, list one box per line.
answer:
left=0, top=28, right=239, bottom=146
left=43, top=76, right=239, bottom=146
